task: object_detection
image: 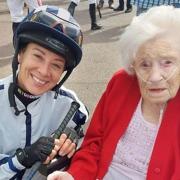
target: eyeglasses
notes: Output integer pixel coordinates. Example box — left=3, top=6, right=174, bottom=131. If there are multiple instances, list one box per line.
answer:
left=25, top=10, right=83, bottom=47
left=132, top=58, right=179, bottom=83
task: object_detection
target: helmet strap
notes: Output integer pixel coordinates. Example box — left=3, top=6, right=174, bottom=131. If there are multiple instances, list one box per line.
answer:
left=8, top=46, right=25, bottom=116
left=12, top=48, right=19, bottom=83
left=53, top=69, right=73, bottom=99
left=8, top=82, right=26, bottom=116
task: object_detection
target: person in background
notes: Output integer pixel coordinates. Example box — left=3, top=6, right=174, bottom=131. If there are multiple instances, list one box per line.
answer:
left=6, top=0, right=43, bottom=34
left=132, top=0, right=180, bottom=15
left=47, top=5, right=180, bottom=180
left=68, top=0, right=102, bottom=30
left=113, top=0, right=133, bottom=13
left=97, top=0, right=114, bottom=9
left=0, top=5, right=88, bottom=179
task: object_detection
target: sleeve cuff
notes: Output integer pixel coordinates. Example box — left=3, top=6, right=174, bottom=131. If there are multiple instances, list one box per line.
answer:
left=8, top=156, right=25, bottom=173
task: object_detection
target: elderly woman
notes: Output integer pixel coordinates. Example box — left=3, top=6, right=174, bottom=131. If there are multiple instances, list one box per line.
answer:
left=47, top=5, right=180, bottom=180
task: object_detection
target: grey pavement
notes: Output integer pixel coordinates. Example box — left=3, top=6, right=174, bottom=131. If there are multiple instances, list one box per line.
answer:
left=0, top=0, right=136, bottom=123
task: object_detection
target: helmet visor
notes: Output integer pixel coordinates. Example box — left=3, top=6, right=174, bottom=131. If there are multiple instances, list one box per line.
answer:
left=25, top=10, right=83, bottom=47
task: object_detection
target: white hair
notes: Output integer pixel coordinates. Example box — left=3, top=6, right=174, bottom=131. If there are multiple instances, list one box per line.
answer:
left=119, top=5, right=180, bottom=74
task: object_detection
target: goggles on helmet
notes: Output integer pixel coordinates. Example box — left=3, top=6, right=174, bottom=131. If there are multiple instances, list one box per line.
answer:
left=27, top=10, right=83, bottom=47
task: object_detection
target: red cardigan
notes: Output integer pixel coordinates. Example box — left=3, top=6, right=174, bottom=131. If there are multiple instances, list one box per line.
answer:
left=68, top=69, right=180, bottom=180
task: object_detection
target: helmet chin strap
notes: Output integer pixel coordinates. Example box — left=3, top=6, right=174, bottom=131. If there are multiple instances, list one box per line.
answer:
left=8, top=48, right=26, bottom=116
left=53, top=69, right=73, bottom=99
left=8, top=82, right=26, bottom=116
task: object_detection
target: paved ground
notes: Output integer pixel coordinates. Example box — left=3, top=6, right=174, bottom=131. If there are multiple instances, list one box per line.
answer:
left=0, top=0, right=136, bottom=121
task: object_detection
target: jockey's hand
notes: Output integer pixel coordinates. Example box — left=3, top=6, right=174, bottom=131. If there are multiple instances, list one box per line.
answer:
left=44, top=127, right=79, bottom=164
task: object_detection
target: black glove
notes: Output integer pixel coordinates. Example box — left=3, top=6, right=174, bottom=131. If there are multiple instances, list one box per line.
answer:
left=16, top=136, right=55, bottom=168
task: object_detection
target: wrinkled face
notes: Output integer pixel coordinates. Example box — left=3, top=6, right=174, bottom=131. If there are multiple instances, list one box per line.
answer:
left=133, top=38, right=180, bottom=105
left=18, top=43, right=65, bottom=95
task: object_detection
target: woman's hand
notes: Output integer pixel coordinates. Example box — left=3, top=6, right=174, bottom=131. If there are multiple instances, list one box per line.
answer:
left=44, top=132, right=77, bottom=164
left=57, top=133, right=77, bottom=158
left=47, top=171, right=74, bottom=180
